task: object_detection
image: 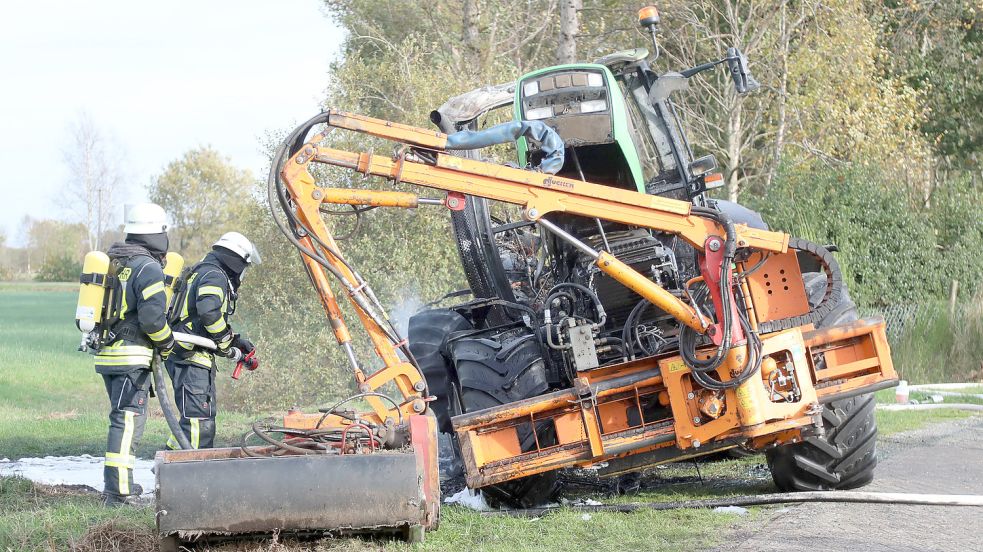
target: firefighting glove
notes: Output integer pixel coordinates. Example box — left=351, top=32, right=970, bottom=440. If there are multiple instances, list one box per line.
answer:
left=232, top=334, right=255, bottom=355
left=159, top=336, right=176, bottom=361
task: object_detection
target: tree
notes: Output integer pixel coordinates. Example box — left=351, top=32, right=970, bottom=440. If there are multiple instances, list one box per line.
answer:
left=148, top=147, right=255, bottom=261
left=556, top=0, right=582, bottom=63
left=63, top=112, right=123, bottom=251
left=880, top=0, right=983, bottom=187
left=17, top=217, right=87, bottom=280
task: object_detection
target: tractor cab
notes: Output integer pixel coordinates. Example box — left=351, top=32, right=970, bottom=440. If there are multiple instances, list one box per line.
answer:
left=514, top=52, right=697, bottom=201
left=432, top=7, right=757, bottom=207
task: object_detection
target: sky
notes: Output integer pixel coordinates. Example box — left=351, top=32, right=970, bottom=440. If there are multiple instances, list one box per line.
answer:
left=0, top=1, right=343, bottom=245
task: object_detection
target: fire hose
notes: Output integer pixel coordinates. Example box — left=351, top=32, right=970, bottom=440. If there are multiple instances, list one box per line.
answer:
left=484, top=491, right=983, bottom=518
left=153, top=332, right=254, bottom=451
left=152, top=354, right=191, bottom=450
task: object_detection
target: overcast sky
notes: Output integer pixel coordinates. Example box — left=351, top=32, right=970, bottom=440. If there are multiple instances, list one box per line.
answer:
left=0, top=1, right=342, bottom=245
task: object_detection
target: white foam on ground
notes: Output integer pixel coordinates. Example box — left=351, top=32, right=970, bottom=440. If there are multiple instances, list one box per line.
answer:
left=443, top=488, right=495, bottom=511
left=713, top=505, right=749, bottom=515
left=0, top=455, right=154, bottom=495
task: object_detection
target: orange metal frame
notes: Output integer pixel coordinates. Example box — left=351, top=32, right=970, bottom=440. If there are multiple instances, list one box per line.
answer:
left=277, top=110, right=897, bottom=487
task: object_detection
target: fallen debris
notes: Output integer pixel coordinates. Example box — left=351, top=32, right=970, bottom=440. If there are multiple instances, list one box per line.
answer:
left=713, top=505, right=749, bottom=515
left=444, top=488, right=495, bottom=511
left=69, top=519, right=156, bottom=552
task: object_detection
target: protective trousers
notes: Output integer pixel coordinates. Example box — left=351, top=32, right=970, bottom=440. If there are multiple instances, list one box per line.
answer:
left=103, top=369, right=150, bottom=496
left=164, top=358, right=217, bottom=449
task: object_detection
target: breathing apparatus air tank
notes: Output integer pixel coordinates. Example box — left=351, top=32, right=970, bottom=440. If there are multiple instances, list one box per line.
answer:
left=163, top=251, right=185, bottom=310
left=76, top=251, right=111, bottom=333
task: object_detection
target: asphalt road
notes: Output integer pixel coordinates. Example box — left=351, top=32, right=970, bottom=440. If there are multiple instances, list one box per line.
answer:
left=719, top=414, right=983, bottom=552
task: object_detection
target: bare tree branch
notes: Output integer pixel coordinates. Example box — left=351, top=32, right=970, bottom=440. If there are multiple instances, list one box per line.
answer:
left=62, top=112, right=122, bottom=251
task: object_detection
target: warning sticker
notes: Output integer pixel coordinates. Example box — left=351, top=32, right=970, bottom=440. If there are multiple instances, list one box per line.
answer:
left=666, top=360, right=687, bottom=373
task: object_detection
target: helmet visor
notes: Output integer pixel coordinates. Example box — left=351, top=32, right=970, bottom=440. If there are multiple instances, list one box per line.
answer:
left=247, top=243, right=262, bottom=265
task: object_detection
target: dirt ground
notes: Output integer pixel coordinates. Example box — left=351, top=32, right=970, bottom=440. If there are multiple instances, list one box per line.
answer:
left=718, top=414, right=983, bottom=552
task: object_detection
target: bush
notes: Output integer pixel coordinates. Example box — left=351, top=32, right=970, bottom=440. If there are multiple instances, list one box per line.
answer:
left=889, top=294, right=983, bottom=384
left=747, top=165, right=944, bottom=307
left=35, top=255, right=81, bottom=283
left=926, top=177, right=983, bottom=300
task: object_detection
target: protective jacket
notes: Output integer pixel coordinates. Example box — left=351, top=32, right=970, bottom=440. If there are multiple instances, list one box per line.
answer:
left=173, top=251, right=237, bottom=368
left=94, top=242, right=174, bottom=375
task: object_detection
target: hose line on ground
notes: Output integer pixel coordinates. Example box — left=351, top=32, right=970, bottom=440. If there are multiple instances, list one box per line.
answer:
left=485, top=491, right=983, bottom=518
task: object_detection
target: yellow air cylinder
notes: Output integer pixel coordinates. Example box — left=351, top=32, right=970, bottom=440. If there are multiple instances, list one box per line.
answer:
left=76, top=251, right=110, bottom=332
left=163, top=252, right=185, bottom=309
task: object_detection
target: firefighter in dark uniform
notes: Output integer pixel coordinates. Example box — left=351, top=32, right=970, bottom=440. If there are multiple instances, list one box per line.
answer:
left=165, top=232, right=260, bottom=450
left=96, top=203, right=175, bottom=506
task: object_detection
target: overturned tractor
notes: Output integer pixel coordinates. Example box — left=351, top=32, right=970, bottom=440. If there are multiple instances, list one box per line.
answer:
left=155, top=6, right=896, bottom=547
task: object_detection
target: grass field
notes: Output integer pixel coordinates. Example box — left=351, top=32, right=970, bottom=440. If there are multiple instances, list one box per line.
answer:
left=0, top=283, right=977, bottom=551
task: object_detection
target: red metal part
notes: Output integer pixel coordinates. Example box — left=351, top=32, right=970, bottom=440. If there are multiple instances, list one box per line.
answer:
left=445, top=191, right=466, bottom=211
left=698, top=236, right=745, bottom=346
left=410, top=414, right=440, bottom=528
left=231, top=350, right=258, bottom=380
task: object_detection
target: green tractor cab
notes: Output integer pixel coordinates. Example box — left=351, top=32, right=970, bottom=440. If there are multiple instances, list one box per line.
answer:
left=433, top=41, right=757, bottom=203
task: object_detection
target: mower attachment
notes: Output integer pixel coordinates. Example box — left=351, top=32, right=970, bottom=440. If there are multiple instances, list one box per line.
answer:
left=155, top=415, right=438, bottom=549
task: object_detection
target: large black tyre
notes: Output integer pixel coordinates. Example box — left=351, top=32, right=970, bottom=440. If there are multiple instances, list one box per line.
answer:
left=766, top=272, right=878, bottom=491
left=449, top=329, right=559, bottom=507
left=407, top=309, right=473, bottom=434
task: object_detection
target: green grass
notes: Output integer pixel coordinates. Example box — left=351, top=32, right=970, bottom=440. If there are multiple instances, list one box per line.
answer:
left=387, top=506, right=754, bottom=552
left=0, top=467, right=763, bottom=552
left=0, top=477, right=154, bottom=551
left=888, top=299, right=983, bottom=384
left=875, top=408, right=977, bottom=436
left=874, top=387, right=983, bottom=407
left=872, top=388, right=980, bottom=436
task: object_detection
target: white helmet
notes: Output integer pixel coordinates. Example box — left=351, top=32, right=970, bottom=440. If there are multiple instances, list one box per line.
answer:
left=213, top=232, right=261, bottom=265
left=124, top=203, right=168, bottom=235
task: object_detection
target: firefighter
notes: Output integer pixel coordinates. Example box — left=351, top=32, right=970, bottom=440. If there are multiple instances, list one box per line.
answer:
left=165, top=232, right=260, bottom=450
left=96, top=203, right=175, bottom=507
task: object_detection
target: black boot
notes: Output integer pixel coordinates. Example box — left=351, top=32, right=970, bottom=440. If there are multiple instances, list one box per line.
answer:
left=102, top=483, right=144, bottom=508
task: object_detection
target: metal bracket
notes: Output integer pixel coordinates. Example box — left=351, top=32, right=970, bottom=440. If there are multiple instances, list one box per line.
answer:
left=572, top=378, right=604, bottom=457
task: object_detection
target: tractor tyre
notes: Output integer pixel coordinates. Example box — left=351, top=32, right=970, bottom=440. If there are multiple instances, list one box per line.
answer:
left=766, top=272, right=878, bottom=491
left=407, top=309, right=473, bottom=434
left=449, top=329, right=558, bottom=508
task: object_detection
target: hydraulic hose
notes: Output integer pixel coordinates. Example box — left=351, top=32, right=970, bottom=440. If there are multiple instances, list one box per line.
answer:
left=877, top=404, right=983, bottom=412
left=151, top=354, right=192, bottom=450
left=677, top=207, right=756, bottom=389
left=546, top=282, right=606, bottom=326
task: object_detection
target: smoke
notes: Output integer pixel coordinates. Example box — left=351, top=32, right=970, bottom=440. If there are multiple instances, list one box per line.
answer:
left=389, top=285, right=427, bottom=339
